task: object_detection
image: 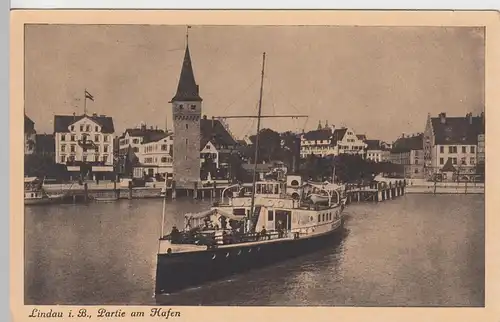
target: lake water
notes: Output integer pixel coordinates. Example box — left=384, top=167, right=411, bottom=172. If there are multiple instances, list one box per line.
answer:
left=24, top=194, right=484, bottom=306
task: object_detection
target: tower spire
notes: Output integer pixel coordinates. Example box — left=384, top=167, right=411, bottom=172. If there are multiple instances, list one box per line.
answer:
left=186, top=25, right=191, bottom=47
left=171, top=26, right=202, bottom=103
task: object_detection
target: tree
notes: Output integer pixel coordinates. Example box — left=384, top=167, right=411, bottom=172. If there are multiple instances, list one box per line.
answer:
left=249, top=128, right=282, bottom=163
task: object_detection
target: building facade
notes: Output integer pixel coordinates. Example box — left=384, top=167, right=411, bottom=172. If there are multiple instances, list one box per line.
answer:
left=300, top=126, right=366, bottom=158
left=134, top=131, right=174, bottom=178
left=331, top=127, right=367, bottom=157
left=171, top=41, right=203, bottom=187
left=390, top=134, right=424, bottom=178
left=118, top=125, right=165, bottom=155
left=423, top=112, right=484, bottom=180
left=24, top=114, right=36, bottom=155
left=54, top=113, right=115, bottom=179
left=199, top=116, right=238, bottom=181
left=365, top=139, right=389, bottom=162
left=300, top=128, right=334, bottom=158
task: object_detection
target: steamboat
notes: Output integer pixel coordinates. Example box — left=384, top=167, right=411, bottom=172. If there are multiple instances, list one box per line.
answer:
left=154, top=51, right=348, bottom=295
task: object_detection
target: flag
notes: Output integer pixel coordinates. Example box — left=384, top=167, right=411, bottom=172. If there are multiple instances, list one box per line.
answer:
left=85, top=90, right=94, bottom=102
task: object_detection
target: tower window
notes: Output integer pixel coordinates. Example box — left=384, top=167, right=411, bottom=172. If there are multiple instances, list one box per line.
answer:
left=186, top=138, right=188, bottom=145
left=179, top=104, right=184, bottom=109
left=186, top=124, right=188, bottom=129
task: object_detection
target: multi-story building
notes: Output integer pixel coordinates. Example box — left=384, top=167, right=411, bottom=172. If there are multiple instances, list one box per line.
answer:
left=365, top=140, right=386, bottom=162
left=300, top=126, right=366, bottom=158
left=390, top=133, right=424, bottom=178
left=54, top=112, right=115, bottom=179
left=477, top=132, right=485, bottom=165
left=300, top=128, right=334, bottom=158
left=24, top=114, right=36, bottom=155
left=199, top=116, right=238, bottom=180
left=118, top=125, right=165, bottom=155
left=133, top=131, right=174, bottom=178
left=423, top=112, right=484, bottom=180
left=331, top=127, right=367, bottom=157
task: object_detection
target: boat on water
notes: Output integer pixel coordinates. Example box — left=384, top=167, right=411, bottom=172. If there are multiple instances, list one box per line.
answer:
left=24, top=177, right=66, bottom=205
left=154, top=52, right=348, bottom=295
left=155, top=178, right=347, bottom=295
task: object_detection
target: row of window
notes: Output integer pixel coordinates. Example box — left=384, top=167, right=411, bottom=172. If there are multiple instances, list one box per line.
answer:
left=144, top=144, right=171, bottom=153
left=61, top=134, right=110, bottom=142
left=119, top=138, right=141, bottom=146
left=60, top=155, right=109, bottom=163
left=439, top=157, right=476, bottom=166
left=143, top=157, right=172, bottom=164
left=318, top=212, right=337, bottom=222
left=439, top=146, right=476, bottom=154
left=70, top=124, right=99, bottom=133
left=61, top=144, right=110, bottom=153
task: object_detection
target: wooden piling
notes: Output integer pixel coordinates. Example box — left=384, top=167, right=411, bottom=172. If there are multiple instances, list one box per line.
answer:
left=172, top=180, right=177, bottom=200
left=128, top=181, right=132, bottom=200
left=84, top=182, right=88, bottom=202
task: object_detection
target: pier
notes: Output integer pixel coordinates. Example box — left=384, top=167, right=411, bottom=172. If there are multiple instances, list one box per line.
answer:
left=41, top=179, right=407, bottom=204
left=344, top=180, right=406, bottom=204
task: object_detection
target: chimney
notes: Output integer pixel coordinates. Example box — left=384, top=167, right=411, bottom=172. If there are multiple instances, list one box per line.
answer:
left=141, top=123, right=146, bottom=131
left=72, top=112, right=76, bottom=120
left=92, top=113, right=97, bottom=117
left=467, top=112, right=473, bottom=125
left=402, top=133, right=405, bottom=138
left=439, top=112, right=446, bottom=124
left=203, top=115, right=207, bottom=120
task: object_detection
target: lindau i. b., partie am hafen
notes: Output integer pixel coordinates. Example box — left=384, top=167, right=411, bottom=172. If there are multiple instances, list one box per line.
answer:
left=28, top=308, right=182, bottom=319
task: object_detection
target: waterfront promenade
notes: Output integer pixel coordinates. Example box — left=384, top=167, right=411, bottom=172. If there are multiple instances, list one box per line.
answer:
left=405, top=179, right=484, bottom=194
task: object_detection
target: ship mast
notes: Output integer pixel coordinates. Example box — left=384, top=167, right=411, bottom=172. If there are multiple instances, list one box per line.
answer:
left=248, top=52, right=266, bottom=224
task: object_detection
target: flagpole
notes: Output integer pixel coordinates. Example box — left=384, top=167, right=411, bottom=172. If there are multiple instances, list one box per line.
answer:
left=84, top=88, right=87, bottom=115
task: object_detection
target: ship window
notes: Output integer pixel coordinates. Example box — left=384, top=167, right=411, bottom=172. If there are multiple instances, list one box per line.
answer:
left=318, top=214, right=321, bottom=222
left=268, top=210, right=274, bottom=221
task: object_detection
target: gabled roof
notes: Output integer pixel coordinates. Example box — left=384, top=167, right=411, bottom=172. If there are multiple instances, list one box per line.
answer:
left=441, top=158, right=456, bottom=172
left=331, top=128, right=348, bottom=145
left=356, top=134, right=367, bottom=141
left=171, top=44, right=202, bottom=102
left=142, top=131, right=172, bottom=144
left=365, top=139, right=382, bottom=151
left=200, top=118, right=237, bottom=151
left=391, top=134, right=423, bottom=153
left=431, top=115, right=483, bottom=145
left=124, top=128, right=165, bottom=138
left=54, top=114, right=115, bottom=133
left=302, top=129, right=332, bottom=141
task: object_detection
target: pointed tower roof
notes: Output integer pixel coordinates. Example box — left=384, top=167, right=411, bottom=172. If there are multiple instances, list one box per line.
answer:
left=171, top=43, right=202, bottom=102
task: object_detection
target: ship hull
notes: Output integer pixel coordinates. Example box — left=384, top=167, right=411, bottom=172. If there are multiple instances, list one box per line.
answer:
left=155, top=219, right=345, bottom=295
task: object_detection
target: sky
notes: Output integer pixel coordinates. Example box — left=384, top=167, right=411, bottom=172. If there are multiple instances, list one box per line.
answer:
left=24, top=25, right=484, bottom=142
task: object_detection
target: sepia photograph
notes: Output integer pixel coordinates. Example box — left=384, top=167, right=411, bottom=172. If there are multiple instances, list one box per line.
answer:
left=14, top=11, right=492, bottom=311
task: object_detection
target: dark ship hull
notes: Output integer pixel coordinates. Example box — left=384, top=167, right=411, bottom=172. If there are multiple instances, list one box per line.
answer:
left=154, top=219, right=345, bottom=295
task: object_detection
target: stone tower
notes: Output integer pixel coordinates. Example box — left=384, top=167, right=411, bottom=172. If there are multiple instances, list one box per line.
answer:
left=170, top=40, right=202, bottom=188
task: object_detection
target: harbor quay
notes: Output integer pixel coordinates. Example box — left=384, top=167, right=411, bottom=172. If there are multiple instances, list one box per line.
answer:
left=39, top=177, right=411, bottom=203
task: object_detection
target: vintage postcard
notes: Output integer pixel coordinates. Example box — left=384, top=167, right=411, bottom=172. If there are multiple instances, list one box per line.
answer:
left=10, top=9, right=500, bottom=322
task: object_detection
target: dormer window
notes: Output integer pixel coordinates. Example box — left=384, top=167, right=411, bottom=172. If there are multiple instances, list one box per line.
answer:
left=70, top=125, right=74, bottom=131
left=179, top=104, right=184, bottom=110
left=190, top=104, right=196, bottom=110
left=80, top=125, right=84, bottom=131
